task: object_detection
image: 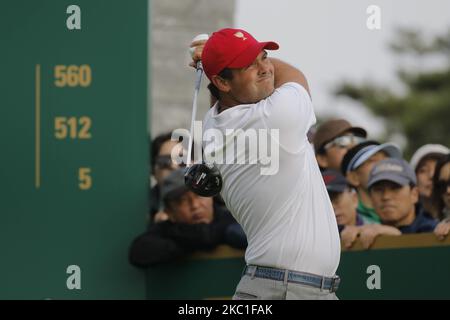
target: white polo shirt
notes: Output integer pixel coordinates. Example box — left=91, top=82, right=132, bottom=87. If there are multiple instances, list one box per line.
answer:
left=202, top=82, right=340, bottom=276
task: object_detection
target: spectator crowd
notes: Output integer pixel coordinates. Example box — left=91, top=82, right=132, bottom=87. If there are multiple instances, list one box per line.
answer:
left=129, top=121, right=450, bottom=267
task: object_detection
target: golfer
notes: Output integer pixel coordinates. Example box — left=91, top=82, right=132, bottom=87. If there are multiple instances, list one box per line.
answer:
left=190, top=28, right=341, bottom=300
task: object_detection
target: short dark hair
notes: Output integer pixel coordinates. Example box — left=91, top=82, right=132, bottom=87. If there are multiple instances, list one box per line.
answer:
left=207, top=68, right=234, bottom=101
left=151, top=132, right=178, bottom=174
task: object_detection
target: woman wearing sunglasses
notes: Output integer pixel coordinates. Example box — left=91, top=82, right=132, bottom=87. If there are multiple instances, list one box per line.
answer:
left=431, top=154, right=450, bottom=239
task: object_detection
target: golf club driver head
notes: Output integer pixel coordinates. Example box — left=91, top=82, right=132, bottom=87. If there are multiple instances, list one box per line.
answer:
left=184, top=162, right=223, bottom=197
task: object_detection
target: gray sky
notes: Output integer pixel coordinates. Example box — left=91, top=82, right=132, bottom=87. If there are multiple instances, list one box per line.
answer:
left=235, top=0, right=450, bottom=141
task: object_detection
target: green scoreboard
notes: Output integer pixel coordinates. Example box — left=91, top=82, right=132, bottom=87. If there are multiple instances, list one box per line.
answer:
left=0, top=1, right=148, bottom=299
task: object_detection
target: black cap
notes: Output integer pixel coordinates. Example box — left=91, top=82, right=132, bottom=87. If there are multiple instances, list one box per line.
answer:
left=322, top=169, right=349, bottom=193
left=160, top=169, right=189, bottom=203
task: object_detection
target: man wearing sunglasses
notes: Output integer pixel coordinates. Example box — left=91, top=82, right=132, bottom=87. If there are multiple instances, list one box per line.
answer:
left=313, top=119, right=367, bottom=172
left=149, top=132, right=185, bottom=223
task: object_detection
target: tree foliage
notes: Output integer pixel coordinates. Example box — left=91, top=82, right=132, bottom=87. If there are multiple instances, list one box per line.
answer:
left=336, top=28, right=450, bottom=157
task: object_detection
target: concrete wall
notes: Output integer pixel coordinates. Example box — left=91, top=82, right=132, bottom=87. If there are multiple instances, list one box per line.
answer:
left=150, top=0, right=235, bottom=136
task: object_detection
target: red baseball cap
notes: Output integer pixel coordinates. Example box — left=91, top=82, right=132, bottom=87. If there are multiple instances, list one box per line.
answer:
left=202, top=28, right=279, bottom=80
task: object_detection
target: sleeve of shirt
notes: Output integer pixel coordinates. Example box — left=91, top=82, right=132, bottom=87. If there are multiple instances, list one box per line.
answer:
left=164, top=223, right=224, bottom=250
left=259, top=82, right=316, bottom=152
left=128, top=226, right=188, bottom=268
left=419, top=218, right=438, bottom=233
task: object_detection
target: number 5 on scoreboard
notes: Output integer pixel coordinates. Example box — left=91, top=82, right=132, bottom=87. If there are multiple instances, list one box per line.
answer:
left=79, top=168, right=92, bottom=190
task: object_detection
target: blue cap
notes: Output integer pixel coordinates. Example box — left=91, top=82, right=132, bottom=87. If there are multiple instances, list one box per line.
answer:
left=368, top=158, right=417, bottom=190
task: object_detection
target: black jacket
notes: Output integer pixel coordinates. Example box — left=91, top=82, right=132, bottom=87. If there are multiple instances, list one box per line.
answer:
left=149, top=184, right=161, bottom=219
left=398, top=203, right=438, bottom=234
left=129, top=204, right=245, bottom=268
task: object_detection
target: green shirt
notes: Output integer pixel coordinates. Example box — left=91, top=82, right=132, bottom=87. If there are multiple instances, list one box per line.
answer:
left=357, top=197, right=381, bottom=224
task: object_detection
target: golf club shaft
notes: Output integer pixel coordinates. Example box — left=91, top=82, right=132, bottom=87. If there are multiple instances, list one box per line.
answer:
left=187, top=61, right=203, bottom=166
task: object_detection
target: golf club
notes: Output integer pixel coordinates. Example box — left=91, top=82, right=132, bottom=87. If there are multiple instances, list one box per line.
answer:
left=184, top=34, right=223, bottom=197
